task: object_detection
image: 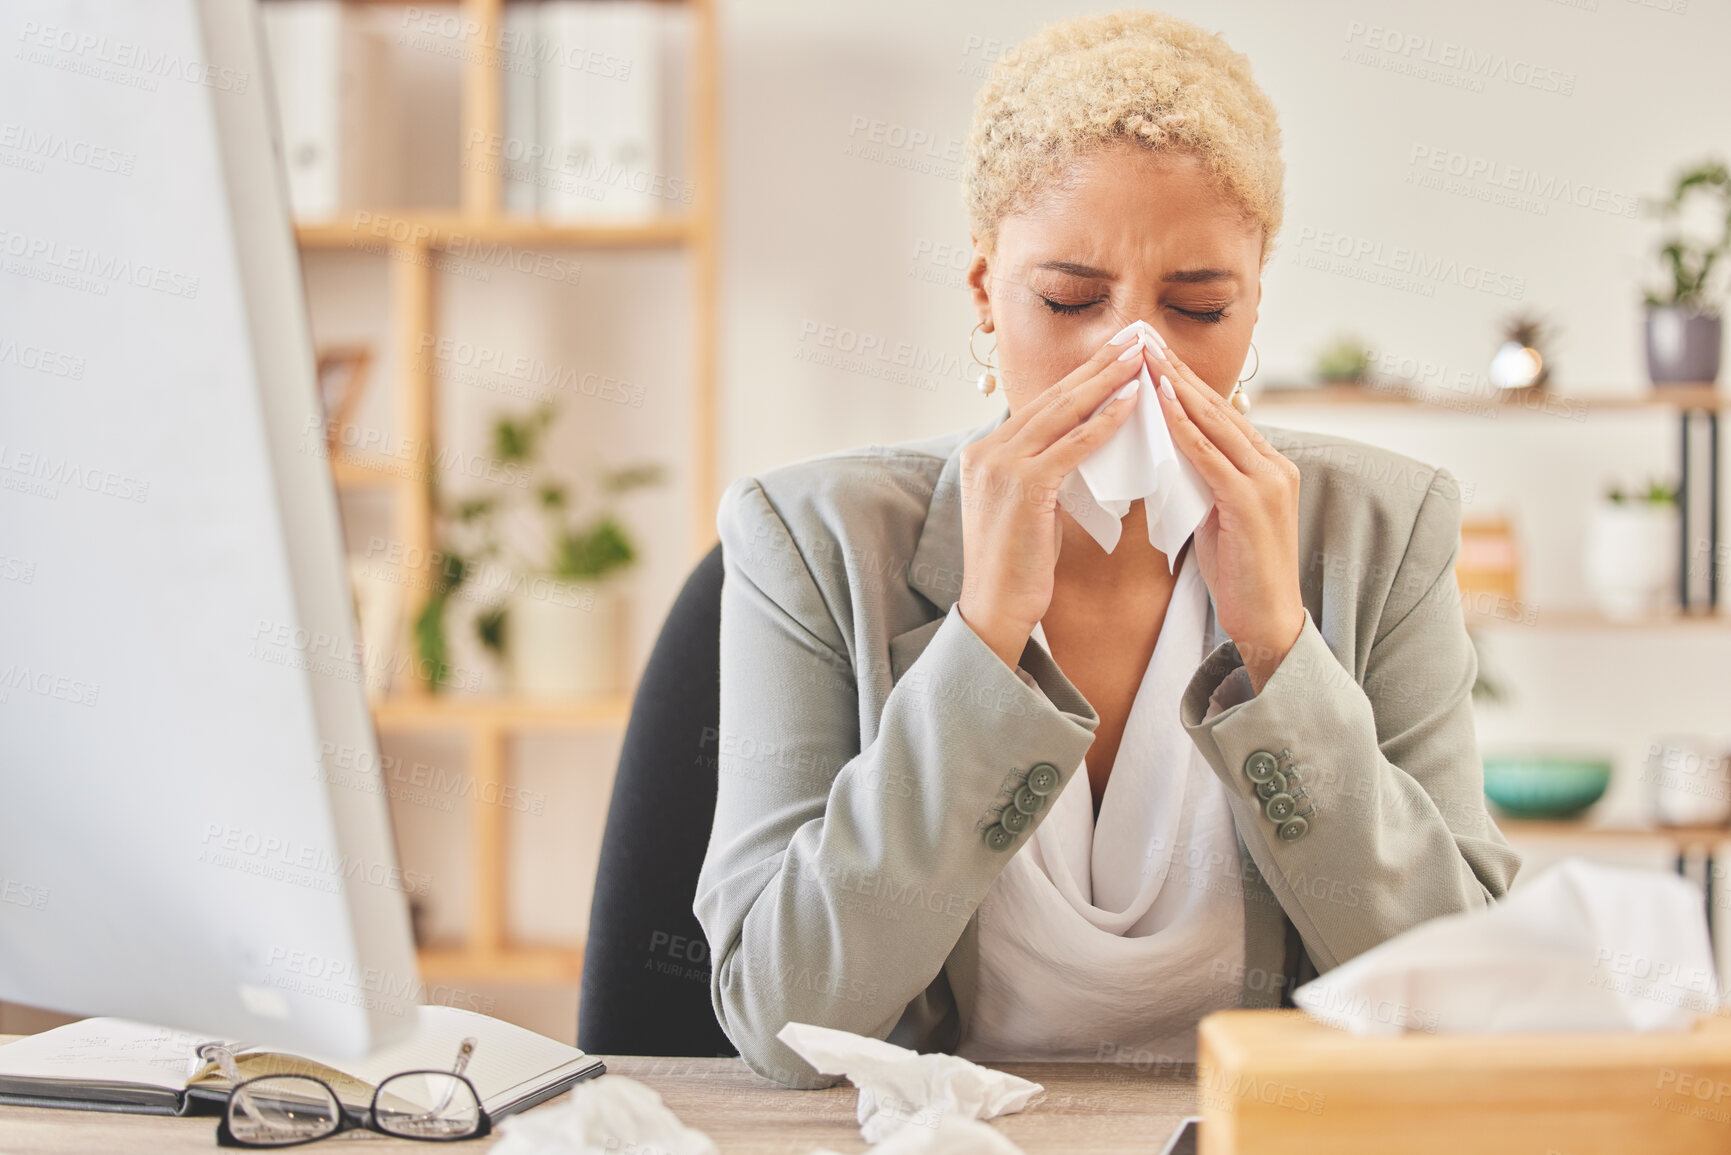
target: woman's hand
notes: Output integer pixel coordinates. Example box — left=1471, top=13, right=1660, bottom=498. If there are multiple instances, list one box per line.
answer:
left=956, top=332, right=1147, bottom=669
left=1148, top=340, right=1305, bottom=693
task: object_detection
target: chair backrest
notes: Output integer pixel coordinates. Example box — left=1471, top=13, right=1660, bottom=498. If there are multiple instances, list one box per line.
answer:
left=578, top=543, right=737, bottom=1057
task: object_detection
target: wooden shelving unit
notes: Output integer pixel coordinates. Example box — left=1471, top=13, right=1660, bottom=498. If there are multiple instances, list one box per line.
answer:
left=295, top=215, right=697, bottom=251
left=1254, top=383, right=1725, bottom=411
left=1497, top=819, right=1731, bottom=852
left=1465, top=606, right=1731, bottom=631
left=1258, top=379, right=1726, bottom=620
left=418, top=944, right=587, bottom=984
left=296, top=0, right=719, bottom=983
left=371, top=694, right=633, bottom=731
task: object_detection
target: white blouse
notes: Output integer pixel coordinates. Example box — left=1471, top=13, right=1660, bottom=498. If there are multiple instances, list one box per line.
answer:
left=955, top=545, right=1255, bottom=1065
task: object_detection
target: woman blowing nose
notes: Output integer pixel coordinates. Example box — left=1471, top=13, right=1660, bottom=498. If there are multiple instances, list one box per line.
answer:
left=694, top=9, right=1520, bottom=1088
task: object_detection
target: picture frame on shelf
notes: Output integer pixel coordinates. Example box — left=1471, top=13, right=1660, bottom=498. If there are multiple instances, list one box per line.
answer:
left=315, top=344, right=373, bottom=452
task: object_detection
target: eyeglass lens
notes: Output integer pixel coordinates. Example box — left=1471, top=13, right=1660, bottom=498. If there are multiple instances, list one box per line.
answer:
left=226, top=1075, right=342, bottom=1146
left=372, top=1072, right=482, bottom=1139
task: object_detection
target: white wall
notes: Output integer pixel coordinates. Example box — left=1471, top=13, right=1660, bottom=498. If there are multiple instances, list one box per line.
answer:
left=712, top=0, right=1731, bottom=831
left=309, top=0, right=1730, bottom=952
left=717, top=0, right=1730, bottom=468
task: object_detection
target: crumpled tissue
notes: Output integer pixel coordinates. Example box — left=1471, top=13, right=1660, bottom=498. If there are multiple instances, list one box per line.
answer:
left=777, top=1021, right=1042, bottom=1144
left=1293, top=857, right=1720, bottom=1035
left=1055, top=318, right=1215, bottom=569
left=489, top=1074, right=717, bottom=1155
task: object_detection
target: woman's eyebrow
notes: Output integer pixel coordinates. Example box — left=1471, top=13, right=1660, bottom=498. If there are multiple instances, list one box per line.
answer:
left=1163, top=268, right=1237, bottom=284
left=1034, top=260, right=1111, bottom=278
left=1033, top=260, right=1236, bottom=285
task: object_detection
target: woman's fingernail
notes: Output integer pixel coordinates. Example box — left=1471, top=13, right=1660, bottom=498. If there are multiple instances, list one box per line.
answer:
left=1117, top=342, right=1145, bottom=361
left=1116, top=378, right=1140, bottom=400
left=1108, top=324, right=1140, bottom=346
left=1159, top=374, right=1177, bottom=401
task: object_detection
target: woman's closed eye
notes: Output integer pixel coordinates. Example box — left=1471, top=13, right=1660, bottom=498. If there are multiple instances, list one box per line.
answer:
left=1172, top=305, right=1230, bottom=324
left=1038, top=295, right=1104, bottom=316
left=1037, top=295, right=1230, bottom=324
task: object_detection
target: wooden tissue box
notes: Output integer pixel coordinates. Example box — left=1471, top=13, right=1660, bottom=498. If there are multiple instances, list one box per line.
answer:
left=1198, top=1009, right=1731, bottom=1155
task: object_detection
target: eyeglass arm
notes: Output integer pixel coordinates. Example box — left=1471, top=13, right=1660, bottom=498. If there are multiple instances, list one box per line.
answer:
left=448, top=1037, right=477, bottom=1078
left=425, top=1037, right=479, bottom=1117
left=199, top=1042, right=271, bottom=1129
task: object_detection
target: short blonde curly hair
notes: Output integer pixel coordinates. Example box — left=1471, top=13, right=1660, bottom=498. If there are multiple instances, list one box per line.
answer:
left=962, top=10, right=1285, bottom=266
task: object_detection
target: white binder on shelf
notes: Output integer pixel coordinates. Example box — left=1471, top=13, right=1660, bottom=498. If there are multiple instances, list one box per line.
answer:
left=607, top=1, right=662, bottom=218
left=500, top=0, right=541, bottom=217
left=539, top=0, right=662, bottom=222
left=259, top=1, right=397, bottom=221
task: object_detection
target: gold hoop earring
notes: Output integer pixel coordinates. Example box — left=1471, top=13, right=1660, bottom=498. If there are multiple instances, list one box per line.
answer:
left=1230, top=341, right=1258, bottom=414
left=1238, top=341, right=1259, bottom=385
left=969, top=320, right=998, bottom=397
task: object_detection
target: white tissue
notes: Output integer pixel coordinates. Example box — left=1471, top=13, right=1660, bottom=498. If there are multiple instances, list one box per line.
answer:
left=868, top=1117, right=1029, bottom=1154
left=489, top=1074, right=717, bottom=1155
left=806, top=1118, right=1026, bottom=1155
left=1057, top=318, right=1215, bottom=569
left=1293, top=857, right=1720, bottom=1035
left=776, top=1022, right=1043, bottom=1145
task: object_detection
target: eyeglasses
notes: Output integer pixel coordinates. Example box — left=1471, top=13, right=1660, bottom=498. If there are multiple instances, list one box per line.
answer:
left=197, top=1037, right=492, bottom=1147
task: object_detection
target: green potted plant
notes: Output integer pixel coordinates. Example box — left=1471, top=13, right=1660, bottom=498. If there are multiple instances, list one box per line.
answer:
left=1642, top=159, right=1730, bottom=385
left=1585, top=477, right=1679, bottom=621
left=1313, top=333, right=1373, bottom=386
left=414, top=401, right=664, bottom=697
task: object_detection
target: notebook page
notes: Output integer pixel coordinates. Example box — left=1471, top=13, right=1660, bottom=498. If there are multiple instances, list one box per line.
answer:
left=297, top=1006, right=586, bottom=1103
left=0, top=1018, right=210, bottom=1090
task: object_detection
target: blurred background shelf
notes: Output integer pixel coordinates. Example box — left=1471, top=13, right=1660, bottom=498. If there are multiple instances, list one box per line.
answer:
left=1255, top=383, right=1726, bottom=410
left=275, top=0, right=718, bottom=1040
left=1264, top=380, right=1723, bottom=623
left=295, top=214, right=699, bottom=251
left=372, top=692, right=634, bottom=731
left=417, top=945, right=587, bottom=984
left=328, top=454, right=408, bottom=487
left=1497, top=819, right=1731, bottom=850
left=1466, top=607, right=1731, bottom=630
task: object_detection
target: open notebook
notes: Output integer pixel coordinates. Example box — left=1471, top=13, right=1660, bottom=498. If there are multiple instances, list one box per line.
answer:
left=0, top=1006, right=604, bottom=1117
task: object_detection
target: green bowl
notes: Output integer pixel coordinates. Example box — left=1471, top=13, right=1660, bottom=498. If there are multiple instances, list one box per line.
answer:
left=1482, top=755, right=1612, bottom=819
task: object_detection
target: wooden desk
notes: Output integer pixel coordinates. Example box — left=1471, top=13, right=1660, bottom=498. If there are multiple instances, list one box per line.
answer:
left=0, top=1052, right=1196, bottom=1154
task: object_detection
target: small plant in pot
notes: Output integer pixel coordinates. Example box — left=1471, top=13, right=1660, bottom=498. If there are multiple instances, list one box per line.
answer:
left=1584, top=477, right=1679, bottom=622
left=1642, top=158, right=1730, bottom=386
left=415, top=401, right=664, bottom=697
left=1313, top=333, right=1373, bottom=386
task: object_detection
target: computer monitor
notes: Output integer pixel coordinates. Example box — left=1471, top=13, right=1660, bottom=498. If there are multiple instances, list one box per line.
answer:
left=0, top=0, right=418, bottom=1056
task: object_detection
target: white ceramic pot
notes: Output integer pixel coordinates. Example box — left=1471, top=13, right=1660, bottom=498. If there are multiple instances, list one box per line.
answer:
left=505, top=576, right=625, bottom=697
left=347, top=557, right=404, bottom=702
left=1646, top=735, right=1731, bottom=828
left=1585, top=502, right=1679, bottom=621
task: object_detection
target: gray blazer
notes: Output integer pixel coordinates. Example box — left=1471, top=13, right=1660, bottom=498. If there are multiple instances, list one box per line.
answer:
left=694, top=406, right=1520, bottom=1088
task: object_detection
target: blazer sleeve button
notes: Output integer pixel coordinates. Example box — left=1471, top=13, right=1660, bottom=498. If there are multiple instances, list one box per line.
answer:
left=1012, top=785, right=1043, bottom=815
left=1264, top=793, right=1297, bottom=823
left=1277, top=815, right=1310, bottom=841
left=999, top=807, right=1031, bottom=834
left=1244, top=750, right=1279, bottom=783
left=1026, top=762, right=1060, bottom=795
left=984, top=824, right=1016, bottom=852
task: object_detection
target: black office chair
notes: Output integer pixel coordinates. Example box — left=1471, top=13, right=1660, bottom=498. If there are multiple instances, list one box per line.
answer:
left=578, top=543, right=738, bottom=1057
